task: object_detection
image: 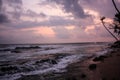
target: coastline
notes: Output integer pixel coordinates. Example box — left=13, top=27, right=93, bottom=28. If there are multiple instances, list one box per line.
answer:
left=17, top=48, right=120, bottom=80
left=18, top=49, right=120, bottom=80
left=62, top=48, right=120, bottom=80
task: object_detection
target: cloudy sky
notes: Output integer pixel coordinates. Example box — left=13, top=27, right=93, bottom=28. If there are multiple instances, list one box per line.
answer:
left=0, top=0, right=120, bottom=44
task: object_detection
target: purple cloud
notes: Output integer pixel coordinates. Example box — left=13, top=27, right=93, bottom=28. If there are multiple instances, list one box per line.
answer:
left=49, top=0, right=89, bottom=18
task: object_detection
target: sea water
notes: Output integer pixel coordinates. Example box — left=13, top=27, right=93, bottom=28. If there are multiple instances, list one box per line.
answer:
left=0, top=42, right=110, bottom=80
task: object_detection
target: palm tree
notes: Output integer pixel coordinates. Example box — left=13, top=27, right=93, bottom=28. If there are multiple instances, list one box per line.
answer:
left=112, top=0, right=120, bottom=14
left=112, top=0, right=120, bottom=40
left=100, top=17, right=119, bottom=41
left=100, top=0, right=120, bottom=41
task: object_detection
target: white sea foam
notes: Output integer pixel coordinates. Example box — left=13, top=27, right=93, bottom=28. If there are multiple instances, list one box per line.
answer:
left=0, top=43, right=109, bottom=80
left=0, top=54, right=92, bottom=80
left=95, top=50, right=108, bottom=56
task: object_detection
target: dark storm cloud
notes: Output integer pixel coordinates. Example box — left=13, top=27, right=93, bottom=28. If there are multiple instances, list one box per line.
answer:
left=0, top=14, right=9, bottom=23
left=0, top=0, right=9, bottom=23
left=39, top=13, right=46, bottom=18
left=7, top=0, right=22, bottom=4
left=24, top=9, right=47, bottom=18
left=49, top=0, right=89, bottom=18
left=6, top=0, right=23, bottom=20
left=5, top=0, right=22, bottom=9
left=0, top=0, right=47, bottom=25
left=0, top=0, right=2, bottom=10
left=0, top=0, right=23, bottom=24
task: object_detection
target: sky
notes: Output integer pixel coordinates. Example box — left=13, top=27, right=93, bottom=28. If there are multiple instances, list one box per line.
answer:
left=0, top=0, right=120, bottom=44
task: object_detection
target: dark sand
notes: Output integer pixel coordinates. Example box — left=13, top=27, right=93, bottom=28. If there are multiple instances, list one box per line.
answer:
left=17, top=49, right=120, bottom=80
left=63, top=49, right=120, bottom=80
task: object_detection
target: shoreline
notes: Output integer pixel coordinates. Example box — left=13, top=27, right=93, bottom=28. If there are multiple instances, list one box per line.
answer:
left=62, top=48, right=120, bottom=80
left=16, top=48, right=120, bottom=80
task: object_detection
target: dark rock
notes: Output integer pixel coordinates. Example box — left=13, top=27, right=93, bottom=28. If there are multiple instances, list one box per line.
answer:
left=93, top=55, right=107, bottom=62
left=11, top=50, right=21, bottom=53
left=54, top=54, right=68, bottom=59
left=17, top=75, right=41, bottom=80
left=35, top=59, right=57, bottom=64
left=35, top=59, right=49, bottom=64
left=81, top=73, right=86, bottom=78
left=66, top=77, right=77, bottom=80
left=112, top=78, right=116, bottom=80
left=0, top=49, right=11, bottom=52
left=71, top=77, right=77, bottom=80
left=15, top=46, right=41, bottom=50
left=0, top=66, right=18, bottom=72
left=111, top=41, right=120, bottom=48
left=88, top=64, right=97, bottom=70
left=35, top=61, right=41, bottom=64
left=40, top=59, right=50, bottom=63
left=15, top=47, right=28, bottom=50
left=44, top=47, right=55, bottom=50
left=50, top=59, right=57, bottom=64
left=29, top=46, right=41, bottom=49
left=0, top=63, right=10, bottom=66
left=0, top=73, right=5, bottom=76
left=102, top=77, right=106, bottom=80
left=35, top=60, right=44, bottom=64
left=21, top=67, right=32, bottom=72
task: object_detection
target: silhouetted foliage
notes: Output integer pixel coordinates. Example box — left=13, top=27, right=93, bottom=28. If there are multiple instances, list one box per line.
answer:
left=112, top=13, right=120, bottom=36
left=101, top=0, right=120, bottom=41
left=101, top=16, right=119, bottom=41
left=111, top=0, right=120, bottom=40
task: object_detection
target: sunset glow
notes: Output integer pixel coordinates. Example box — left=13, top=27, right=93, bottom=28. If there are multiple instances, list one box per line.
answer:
left=0, top=0, right=120, bottom=44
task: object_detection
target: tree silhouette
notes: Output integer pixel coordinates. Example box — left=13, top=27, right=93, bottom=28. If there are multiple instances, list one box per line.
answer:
left=112, top=0, right=120, bottom=40
left=101, top=0, right=120, bottom=41
left=112, top=0, right=120, bottom=14
left=100, top=17, right=119, bottom=41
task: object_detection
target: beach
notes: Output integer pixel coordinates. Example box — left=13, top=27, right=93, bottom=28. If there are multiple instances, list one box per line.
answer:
left=63, top=48, right=120, bottom=80
left=17, top=48, right=120, bottom=80
left=0, top=43, right=120, bottom=80
left=1, top=0, right=120, bottom=79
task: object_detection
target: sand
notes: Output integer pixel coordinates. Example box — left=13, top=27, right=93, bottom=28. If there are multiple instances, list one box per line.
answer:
left=63, top=48, right=120, bottom=80
left=97, top=50, right=120, bottom=80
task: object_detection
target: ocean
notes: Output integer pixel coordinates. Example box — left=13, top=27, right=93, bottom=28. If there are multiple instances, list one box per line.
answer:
left=0, top=42, right=110, bottom=80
